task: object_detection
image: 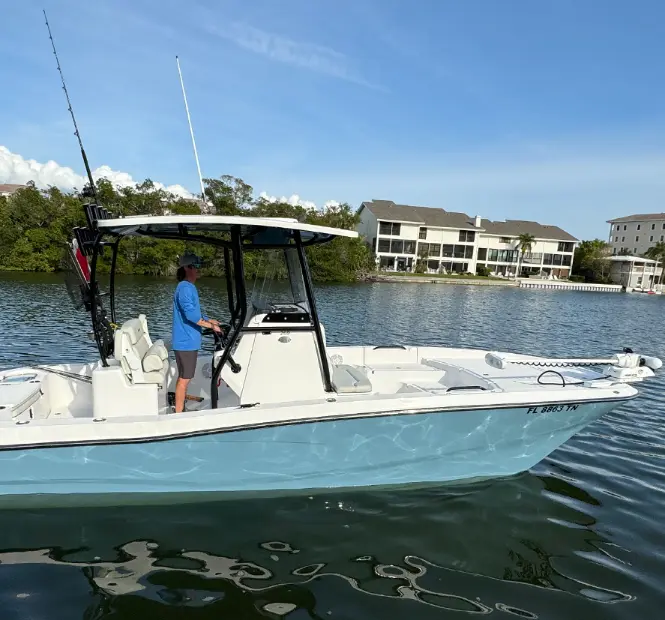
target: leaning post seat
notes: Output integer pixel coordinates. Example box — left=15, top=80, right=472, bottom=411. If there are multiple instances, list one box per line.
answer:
left=92, top=315, right=168, bottom=418
left=113, top=315, right=169, bottom=385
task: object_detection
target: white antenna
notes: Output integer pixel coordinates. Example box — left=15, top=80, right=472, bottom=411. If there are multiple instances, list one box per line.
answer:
left=176, top=55, right=209, bottom=212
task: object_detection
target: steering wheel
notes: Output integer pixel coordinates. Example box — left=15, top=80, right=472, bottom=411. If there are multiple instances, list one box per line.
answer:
left=203, top=324, right=240, bottom=373
left=203, top=324, right=227, bottom=348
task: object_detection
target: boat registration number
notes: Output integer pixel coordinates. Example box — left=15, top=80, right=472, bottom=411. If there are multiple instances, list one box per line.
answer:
left=527, top=404, right=579, bottom=414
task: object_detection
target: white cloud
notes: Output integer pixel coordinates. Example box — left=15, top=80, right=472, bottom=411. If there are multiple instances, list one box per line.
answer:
left=0, top=146, right=192, bottom=198
left=258, top=191, right=341, bottom=211
left=207, top=21, right=382, bottom=90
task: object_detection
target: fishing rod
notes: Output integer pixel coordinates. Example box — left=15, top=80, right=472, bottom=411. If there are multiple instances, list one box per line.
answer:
left=43, top=9, right=98, bottom=202
left=175, top=55, right=210, bottom=213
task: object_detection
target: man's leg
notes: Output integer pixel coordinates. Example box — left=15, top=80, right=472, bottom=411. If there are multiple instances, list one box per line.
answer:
left=174, top=350, right=198, bottom=413
left=175, top=377, right=190, bottom=413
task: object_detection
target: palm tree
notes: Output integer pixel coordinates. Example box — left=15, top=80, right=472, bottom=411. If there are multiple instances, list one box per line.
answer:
left=514, top=233, right=536, bottom=280
left=645, top=241, right=665, bottom=290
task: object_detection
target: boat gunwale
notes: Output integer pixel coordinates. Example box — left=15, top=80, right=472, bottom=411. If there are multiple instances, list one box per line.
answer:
left=0, top=393, right=636, bottom=453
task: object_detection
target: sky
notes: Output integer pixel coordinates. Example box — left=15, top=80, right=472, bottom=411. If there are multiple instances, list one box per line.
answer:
left=2, top=0, right=665, bottom=239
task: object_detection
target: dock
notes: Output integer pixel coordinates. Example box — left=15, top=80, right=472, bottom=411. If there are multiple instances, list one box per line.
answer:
left=519, top=279, right=621, bottom=293
left=367, top=274, right=624, bottom=292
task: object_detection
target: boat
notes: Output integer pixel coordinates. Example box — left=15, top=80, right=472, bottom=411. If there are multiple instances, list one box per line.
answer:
left=3, top=15, right=655, bottom=505
left=0, top=204, right=661, bottom=505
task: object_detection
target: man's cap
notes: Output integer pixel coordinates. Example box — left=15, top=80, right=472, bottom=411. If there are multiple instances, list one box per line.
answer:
left=179, top=252, right=203, bottom=268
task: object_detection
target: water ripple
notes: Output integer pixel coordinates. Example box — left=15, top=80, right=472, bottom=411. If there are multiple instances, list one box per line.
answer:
left=2, top=274, right=665, bottom=617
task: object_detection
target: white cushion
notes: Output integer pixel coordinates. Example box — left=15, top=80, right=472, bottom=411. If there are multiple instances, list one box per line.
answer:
left=142, top=342, right=168, bottom=373
left=332, top=364, right=372, bottom=394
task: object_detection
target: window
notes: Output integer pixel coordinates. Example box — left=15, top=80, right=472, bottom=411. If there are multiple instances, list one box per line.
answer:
left=430, top=243, right=441, bottom=256
left=477, top=248, right=487, bottom=260
left=614, top=237, right=619, bottom=242
left=459, top=230, right=475, bottom=242
left=379, top=221, right=401, bottom=236
left=662, top=223, right=665, bottom=230
left=624, top=225, right=627, bottom=231
left=500, top=237, right=511, bottom=244
left=652, top=224, right=656, bottom=230
left=419, top=227, right=427, bottom=240
left=661, top=236, right=664, bottom=242
left=650, top=236, right=654, bottom=242
left=615, top=224, right=620, bottom=231
left=465, top=245, right=474, bottom=259
left=390, top=239, right=404, bottom=254
left=637, top=224, right=641, bottom=230
left=453, top=245, right=466, bottom=258
left=622, top=236, right=625, bottom=242
left=562, top=255, right=572, bottom=266
left=403, top=240, right=416, bottom=254
left=613, top=248, right=617, bottom=255
left=488, top=249, right=498, bottom=261
left=634, top=248, right=638, bottom=254
left=378, top=239, right=390, bottom=252
left=636, top=236, right=639, bottom=242
left=557, top=242, right=574, bottom=252
left=442, top=245, right=454, bottom=257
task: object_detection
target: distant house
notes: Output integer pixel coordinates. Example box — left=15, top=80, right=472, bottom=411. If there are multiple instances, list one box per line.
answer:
left=608, top=255, right=662, bottom=291
left=357, top=199, right=578, bottom=278
left=607, top=213, right=665, bottom=256
left=0, top=183, right=26, bottom=198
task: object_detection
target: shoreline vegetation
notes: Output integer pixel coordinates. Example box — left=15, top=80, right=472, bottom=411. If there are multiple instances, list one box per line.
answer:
left=1, top=174, right=632, bottom=286
left=0, top=175, right=375, bottom=284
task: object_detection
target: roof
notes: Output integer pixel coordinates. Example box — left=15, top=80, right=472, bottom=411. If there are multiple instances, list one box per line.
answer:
left=96, top=214, right=358, bottom=246
left=607, top=213, right=665, bottom=223
left=0, top=183, right=25, bottom=195
left=608, top=255, right=657, bottom=264
left=360, top=200, right=577, bottom=241
left=480, top=219, right=578, bottom=242
left=360, top=200, right=482, bottom=230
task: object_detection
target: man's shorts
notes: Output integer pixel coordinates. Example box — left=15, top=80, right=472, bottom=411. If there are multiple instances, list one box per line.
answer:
left=174, top=350, right=198, bottom=380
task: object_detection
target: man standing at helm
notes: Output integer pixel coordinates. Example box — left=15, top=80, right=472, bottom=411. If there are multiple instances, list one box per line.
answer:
left=172, top=252, right=221, bottom=413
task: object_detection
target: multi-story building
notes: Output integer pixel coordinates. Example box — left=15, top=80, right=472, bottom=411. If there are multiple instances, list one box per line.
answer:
left=358, top=200, right=578, bottom=278
left=607, top=213, right=665, bottom=256
left=608, top=255, right=662, bottom=290
left=0, top=184, right=25, bottom=198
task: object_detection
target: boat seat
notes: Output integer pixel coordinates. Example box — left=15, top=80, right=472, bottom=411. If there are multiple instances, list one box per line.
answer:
left=331, top=364, right=372, bottom=394
left=113, top=315, right=169, bottom=386
left=0, top=375, right=42, bottom=420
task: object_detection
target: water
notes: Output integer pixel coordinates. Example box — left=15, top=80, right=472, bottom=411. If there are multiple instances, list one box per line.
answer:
left=1, top=272, right=665, bottom=619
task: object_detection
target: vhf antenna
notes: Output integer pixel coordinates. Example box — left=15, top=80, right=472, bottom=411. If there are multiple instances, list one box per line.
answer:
left=43, top=9, right=98, bottom=202
left=176, top=55, right=209, bottom=213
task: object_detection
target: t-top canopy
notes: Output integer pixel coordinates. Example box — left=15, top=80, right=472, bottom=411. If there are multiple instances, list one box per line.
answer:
left=96, top=214, right=358, bottom=247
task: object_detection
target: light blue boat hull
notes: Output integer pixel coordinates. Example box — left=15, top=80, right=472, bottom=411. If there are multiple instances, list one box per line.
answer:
left=0, top=401, right=617, bottom=500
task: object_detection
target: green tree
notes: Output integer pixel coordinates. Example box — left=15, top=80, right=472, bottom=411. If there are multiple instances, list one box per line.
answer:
left=572, top=239, right=611, bottom=283
left=0, top=175, right=374, bottom=283
left=414, top=244, right=428, bottom=274
left=204, top=175, right=253, bottom=215
left=645, top=241, right=665, bottom=289
left=514, top=233, right=536, bottom=279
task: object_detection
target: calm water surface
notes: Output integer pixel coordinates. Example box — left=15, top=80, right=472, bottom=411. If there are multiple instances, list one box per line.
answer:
left=1, top=272, right=665, bottom=619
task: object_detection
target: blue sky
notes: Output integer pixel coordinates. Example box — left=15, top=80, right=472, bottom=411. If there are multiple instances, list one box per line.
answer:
left=2, top=0, right=665, bottom=239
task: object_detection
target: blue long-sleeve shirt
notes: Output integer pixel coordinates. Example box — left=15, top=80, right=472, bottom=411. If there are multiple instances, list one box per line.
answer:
left=172, top=281, right=208, bottom=351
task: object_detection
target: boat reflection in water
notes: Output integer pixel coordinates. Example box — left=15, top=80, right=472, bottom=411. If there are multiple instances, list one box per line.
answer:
left=0, top=473, right=635, bottom=619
